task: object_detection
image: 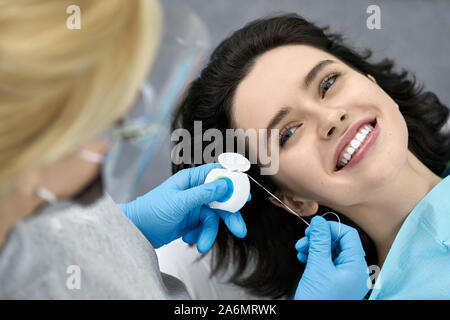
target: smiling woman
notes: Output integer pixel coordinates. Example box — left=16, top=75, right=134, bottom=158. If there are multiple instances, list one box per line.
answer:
left=171, top=13, right=450, bottom=299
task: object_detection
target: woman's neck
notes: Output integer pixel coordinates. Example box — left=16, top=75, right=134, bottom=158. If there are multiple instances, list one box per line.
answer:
left=339, top=151, right=442, bottom=267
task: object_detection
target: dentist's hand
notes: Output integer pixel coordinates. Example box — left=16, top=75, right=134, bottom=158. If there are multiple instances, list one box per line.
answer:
left=294, top=216, right=369, bottom=300
left=119, top=163, right=248, bottom=253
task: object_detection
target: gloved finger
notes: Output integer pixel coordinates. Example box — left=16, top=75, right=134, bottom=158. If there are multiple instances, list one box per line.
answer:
left=297, top=251, right=308, bottom=264
left=247, top=193, right=252, bottom=202
left=196, top=207, right=220, bottom=253
left=326, top=221, right=355, bottom=241
left=295, top=237, right=309, bottom=263
left=182, top=226, right=201, bottom=244
left=305, top=220, right=341, bottom=251
left=216, top=209, right=247, bottom=238
left=296, top=236, right=339, bottom=263
left=329, top=222, right=366, bottom=263
left=172, top=163, right=224, bottom=189
left=176, top=178, right=229, bottom=213
left=306, top=216, right=333, bottom=263
left=295, top=236, right=309, bottom=252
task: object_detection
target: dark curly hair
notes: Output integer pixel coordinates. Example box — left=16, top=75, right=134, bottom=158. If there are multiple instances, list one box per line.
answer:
left=171, top=13, right=450, bottom=299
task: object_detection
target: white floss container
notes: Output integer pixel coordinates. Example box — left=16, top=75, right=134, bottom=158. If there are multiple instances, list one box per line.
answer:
left=204, top=153, right=251, bottom=212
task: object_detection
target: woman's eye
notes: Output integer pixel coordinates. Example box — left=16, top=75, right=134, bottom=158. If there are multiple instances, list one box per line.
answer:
left=279, top=126, right=298, bottom=146
left=321, top=74, right=339, bottom=97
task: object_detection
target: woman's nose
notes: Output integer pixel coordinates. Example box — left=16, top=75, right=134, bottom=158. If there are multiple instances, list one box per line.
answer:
left=319, top=110, right=347, bottom=138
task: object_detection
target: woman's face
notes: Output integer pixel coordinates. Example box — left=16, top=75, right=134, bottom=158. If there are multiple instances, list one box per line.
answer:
left=232, top=44, right=409, bottom=212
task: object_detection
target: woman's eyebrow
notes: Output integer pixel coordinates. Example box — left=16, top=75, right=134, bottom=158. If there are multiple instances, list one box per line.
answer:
left=266, top=106, right=291, bottom=131
left=303, top=59, right=335, bottom=89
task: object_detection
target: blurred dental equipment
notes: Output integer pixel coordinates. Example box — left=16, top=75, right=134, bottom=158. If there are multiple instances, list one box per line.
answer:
left=102, top=0, right=211, bottom=203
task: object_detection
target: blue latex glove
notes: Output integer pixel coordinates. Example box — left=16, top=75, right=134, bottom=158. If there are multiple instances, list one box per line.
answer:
left=294, top=216, right=369, bottom=300
left=119, top=163, right=248, bottom=253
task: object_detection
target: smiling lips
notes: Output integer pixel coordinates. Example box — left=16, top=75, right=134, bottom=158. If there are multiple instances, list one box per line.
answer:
left=334, top=117, right=377, bottom=171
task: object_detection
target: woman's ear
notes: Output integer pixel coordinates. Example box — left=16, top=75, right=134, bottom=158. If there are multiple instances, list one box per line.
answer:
left=267, top=192, right=318, bottom=218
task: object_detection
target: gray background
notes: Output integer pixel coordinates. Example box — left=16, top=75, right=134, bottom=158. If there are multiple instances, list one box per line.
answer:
left=134, top=0, right=450, bottom=197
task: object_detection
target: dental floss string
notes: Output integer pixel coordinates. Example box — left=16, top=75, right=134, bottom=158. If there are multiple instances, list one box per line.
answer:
left=246, top=174, right=310, bottom=226
left=246, top=173, right=341, bottom=240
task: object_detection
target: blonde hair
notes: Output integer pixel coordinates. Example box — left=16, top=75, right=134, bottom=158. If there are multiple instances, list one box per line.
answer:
left=0, top=0, right=161, bottom=192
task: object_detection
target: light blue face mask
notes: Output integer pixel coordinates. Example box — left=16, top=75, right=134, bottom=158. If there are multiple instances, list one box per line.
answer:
left=369, top=174, right=450, bottom=299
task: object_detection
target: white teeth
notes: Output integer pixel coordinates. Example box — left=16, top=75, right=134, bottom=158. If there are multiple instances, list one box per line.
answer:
left=350, top=140, right=361, bottom=149
left=337, top=122, right=375, bottom=169
left=355, top=133, right=365, bottom=142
